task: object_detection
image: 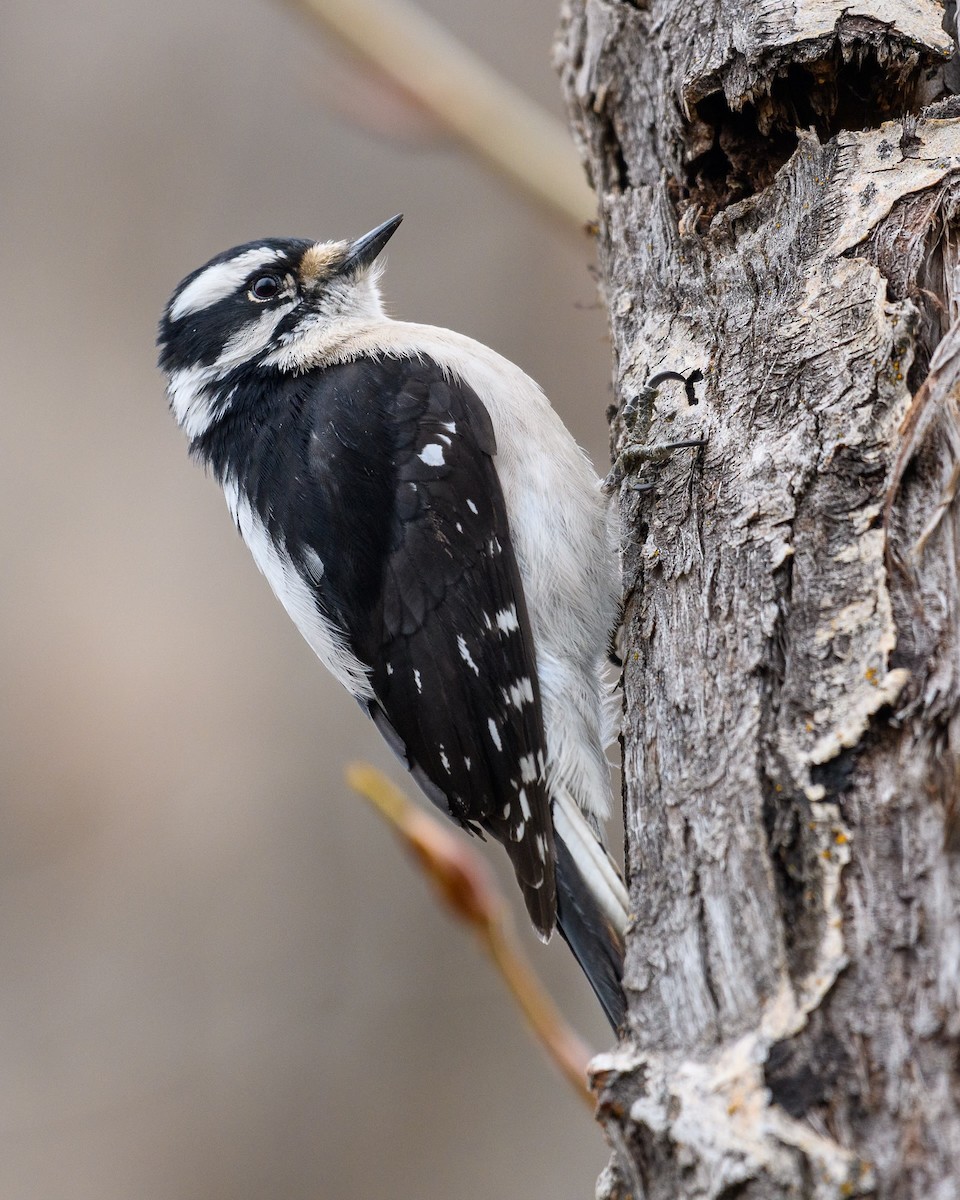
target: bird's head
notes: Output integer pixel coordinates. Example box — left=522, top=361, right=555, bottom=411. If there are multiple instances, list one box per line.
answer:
left=158, top=214, right=402, bottom=439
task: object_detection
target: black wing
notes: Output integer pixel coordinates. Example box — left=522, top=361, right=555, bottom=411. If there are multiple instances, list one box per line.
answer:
left=234, top=353, right=557, bottom=936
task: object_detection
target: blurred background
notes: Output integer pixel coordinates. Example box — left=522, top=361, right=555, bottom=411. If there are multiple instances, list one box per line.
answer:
left=0, top=1, right=616, bottom=1196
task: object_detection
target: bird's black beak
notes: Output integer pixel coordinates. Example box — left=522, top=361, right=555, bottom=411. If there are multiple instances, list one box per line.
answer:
left=341, top=214, right=403, bottom=274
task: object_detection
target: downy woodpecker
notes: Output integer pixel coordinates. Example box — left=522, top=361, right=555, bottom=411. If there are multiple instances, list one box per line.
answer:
left=158, top=215, right=629, bottom=1028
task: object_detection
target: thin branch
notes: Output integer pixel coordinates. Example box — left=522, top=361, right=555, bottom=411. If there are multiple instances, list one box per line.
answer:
left=278, top=0, right=596, bottom=231
left=346, top=763, right=595, bottom=1107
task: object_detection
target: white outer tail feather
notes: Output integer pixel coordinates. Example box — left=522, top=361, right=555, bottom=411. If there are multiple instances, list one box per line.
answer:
left=552, top=786, right=630, bottom=938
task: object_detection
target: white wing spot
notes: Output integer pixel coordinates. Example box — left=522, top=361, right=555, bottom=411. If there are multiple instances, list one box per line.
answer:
left=488, top=537, right=501, bottom=555
left=386, top=663, right=393, bottom=675
left=519, top=754, right=537, bottom=783
left=514, top=821, right=525, bottom=842
left=419, top=444, right=445, bottom=467
left=464, top=756, right=471, bottom=771
left=457, top=634, right=480, bottom=675
left=439, top=745, right=451, bottom=772
left=455, top=522, right=463, bottom=533
left=301, top=546, right=324, bottom=583
left=442, top=421, right=457, bottom=433
left=536, top=833, right=549, bottom=860
left=413, top=669, right=422, bottom=693
left=488, top=719, right=502, bottom=751
left=518, top=789, right=531, bottom=820
left=503, top=677, right=534, bottom=709
left=495, top=606, right=519, bottom=633
left=466, top=499, right=478, bottom=514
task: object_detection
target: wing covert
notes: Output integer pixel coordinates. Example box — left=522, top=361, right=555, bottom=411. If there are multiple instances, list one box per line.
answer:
left=273, top=354, right=557, bottom=935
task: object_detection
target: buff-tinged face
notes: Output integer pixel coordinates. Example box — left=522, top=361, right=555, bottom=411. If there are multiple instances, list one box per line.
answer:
left=158, top=216, right=402, bottom=437
left=158, top=237, right=386, bottom=377
left=159, top=241, right=397, bottom=439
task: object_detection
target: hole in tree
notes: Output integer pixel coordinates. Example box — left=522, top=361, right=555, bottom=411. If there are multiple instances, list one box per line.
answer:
left=680, top=35, right=947, bottom=226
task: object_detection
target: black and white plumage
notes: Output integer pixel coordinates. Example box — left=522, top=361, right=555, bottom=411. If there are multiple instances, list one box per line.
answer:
left=158, top=215, right=630, bottom=1027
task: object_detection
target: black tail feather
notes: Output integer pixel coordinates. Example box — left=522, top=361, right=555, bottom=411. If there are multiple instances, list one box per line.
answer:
left=554, top=830, right=627, bottom=1031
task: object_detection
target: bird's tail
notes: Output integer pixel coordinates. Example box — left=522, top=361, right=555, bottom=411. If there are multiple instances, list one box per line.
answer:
left=551, top=788, right=630, bottom=1031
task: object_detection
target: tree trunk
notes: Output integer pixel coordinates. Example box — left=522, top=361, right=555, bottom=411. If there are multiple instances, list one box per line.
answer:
left=555, top=3, right=960, bottom=1196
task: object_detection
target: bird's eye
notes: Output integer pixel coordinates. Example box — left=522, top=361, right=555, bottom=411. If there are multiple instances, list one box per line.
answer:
left=249, top=274, right=282, bottom=302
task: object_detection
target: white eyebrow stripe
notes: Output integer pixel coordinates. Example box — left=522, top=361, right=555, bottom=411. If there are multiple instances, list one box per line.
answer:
left=170, top=247, right=285, bottom=320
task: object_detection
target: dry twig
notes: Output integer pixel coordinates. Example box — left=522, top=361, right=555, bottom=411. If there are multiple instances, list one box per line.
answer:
left=346, top=762, right=595, bottom=1108
left=278, top=0, right=595, bottom=231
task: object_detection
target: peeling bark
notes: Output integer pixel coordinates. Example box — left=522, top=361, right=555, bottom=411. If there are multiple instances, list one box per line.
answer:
left=556, top=2, right=960, bottom=1196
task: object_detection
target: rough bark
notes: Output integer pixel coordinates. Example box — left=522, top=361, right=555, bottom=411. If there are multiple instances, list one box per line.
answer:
left=555, top=2, right=960, bottom=1196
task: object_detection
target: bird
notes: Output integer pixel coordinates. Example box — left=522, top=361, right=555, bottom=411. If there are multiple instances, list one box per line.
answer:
left=158, top=214, right=630, bottom=1028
